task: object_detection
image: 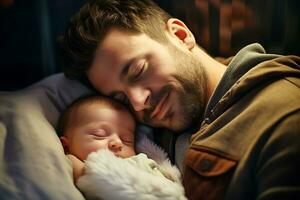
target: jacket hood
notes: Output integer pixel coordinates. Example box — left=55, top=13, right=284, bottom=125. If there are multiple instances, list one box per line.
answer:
left=206, top=44, right=300, bottom=123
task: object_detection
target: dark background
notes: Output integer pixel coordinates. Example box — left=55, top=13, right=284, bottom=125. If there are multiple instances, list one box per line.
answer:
left=0, top=0, right=299, bottom=91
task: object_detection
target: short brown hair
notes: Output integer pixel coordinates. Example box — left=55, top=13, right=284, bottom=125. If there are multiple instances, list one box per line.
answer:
left=57, top=95, right=132, bottom=136
left=61, top=0, right=171, bottom=83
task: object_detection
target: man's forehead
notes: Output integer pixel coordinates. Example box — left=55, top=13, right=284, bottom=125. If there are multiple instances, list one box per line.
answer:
left=88, top=49, right=119, bottom=94
left=90, top=31, right=132, bottom=93
left=91, top=32, right=147, bottom=81
left=93, top=30, right=138, bottom=70
left=88, top=64, right=119, bottom=95
left=100, top=28, right=139, bottom=50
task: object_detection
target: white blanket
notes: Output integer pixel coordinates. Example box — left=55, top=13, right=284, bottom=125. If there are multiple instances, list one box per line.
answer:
left=77, top=136, right=187, bottom=200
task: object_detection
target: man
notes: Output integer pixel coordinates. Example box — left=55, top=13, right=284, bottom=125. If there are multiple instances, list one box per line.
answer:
left=62, top=0, right=300, bottom=199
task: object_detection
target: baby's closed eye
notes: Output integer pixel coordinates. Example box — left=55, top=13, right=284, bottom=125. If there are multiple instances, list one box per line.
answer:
left=90, top=129, right=107, bottom=137
left=120, top=136, right=134, bottom=145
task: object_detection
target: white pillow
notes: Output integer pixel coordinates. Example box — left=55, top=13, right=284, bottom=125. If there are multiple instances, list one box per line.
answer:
left=0, top=73, right=93, bottom=199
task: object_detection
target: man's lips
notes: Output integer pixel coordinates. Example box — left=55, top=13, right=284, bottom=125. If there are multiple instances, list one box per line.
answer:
left=150, top=91, right=170, bottom=120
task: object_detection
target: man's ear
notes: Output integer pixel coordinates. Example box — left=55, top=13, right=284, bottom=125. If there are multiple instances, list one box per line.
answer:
left=166, top=18, right=196, bottom=50
left=60, top=136, right=70, bottom=154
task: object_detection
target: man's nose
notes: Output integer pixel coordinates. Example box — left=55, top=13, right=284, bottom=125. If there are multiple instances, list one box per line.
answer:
left=126, top=86, right=150, bottom=112
left=108, top=135, right=122, bottom=153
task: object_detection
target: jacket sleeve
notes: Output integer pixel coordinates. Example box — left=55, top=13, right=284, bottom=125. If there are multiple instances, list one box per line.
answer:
left=256, top=110, right=300, bottom=200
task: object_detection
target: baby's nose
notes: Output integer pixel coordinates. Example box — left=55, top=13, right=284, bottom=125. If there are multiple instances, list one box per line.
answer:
left=108, top=137, right=122, bottom=152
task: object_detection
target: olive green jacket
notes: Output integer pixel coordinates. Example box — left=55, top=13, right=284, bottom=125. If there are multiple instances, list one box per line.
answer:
left=183, top=44, right=300, bottom=200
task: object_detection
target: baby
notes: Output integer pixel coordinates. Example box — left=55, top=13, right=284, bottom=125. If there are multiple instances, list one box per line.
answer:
left=59, top=94, right=136, bottom=181
left=58, top=95, right=186, bottom=200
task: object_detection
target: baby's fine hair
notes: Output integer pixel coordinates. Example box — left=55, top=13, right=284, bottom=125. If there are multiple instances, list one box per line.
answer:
left=57, top=95, right=132, bottom=136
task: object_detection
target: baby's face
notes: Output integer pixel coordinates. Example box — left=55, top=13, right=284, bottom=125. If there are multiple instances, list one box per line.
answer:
left=64, top=103, right=136, bottom=160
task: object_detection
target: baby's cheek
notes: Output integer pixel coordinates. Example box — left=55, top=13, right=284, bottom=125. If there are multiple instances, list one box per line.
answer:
left=123, top=147, right=136, bottom=158
left=82, top=144, right=106, bottom=160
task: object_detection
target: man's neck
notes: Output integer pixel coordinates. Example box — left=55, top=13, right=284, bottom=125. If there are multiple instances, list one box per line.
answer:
left=193, top=47, right=227, bottom=103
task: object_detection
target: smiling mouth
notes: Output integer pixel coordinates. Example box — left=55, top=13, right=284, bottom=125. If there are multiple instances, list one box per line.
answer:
left=150, top=90, right=170, bottom=120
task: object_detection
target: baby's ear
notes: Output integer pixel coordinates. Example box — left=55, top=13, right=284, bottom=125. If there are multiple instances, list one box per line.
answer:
left=60, top=136, right=70, bottom=154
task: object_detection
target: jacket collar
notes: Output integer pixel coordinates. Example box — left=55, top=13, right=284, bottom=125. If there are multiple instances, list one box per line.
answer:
left=203, top=43, right=279, bottom=124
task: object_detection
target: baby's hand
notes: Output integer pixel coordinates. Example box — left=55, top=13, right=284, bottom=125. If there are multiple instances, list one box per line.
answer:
left=66, top=154, right=85, bottom=182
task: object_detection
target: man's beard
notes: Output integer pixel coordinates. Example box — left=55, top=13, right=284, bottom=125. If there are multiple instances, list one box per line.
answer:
left=143, top=45, right=208, bottom=132
left=171, top=47, right=207, bottom=132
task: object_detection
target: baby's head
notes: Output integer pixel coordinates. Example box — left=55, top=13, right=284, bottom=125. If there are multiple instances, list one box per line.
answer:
left=58, top=95, right=136, bottom=161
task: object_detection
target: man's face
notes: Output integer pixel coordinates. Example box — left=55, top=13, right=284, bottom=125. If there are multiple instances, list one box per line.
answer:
left=88, top=28, right=207, bottom=132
